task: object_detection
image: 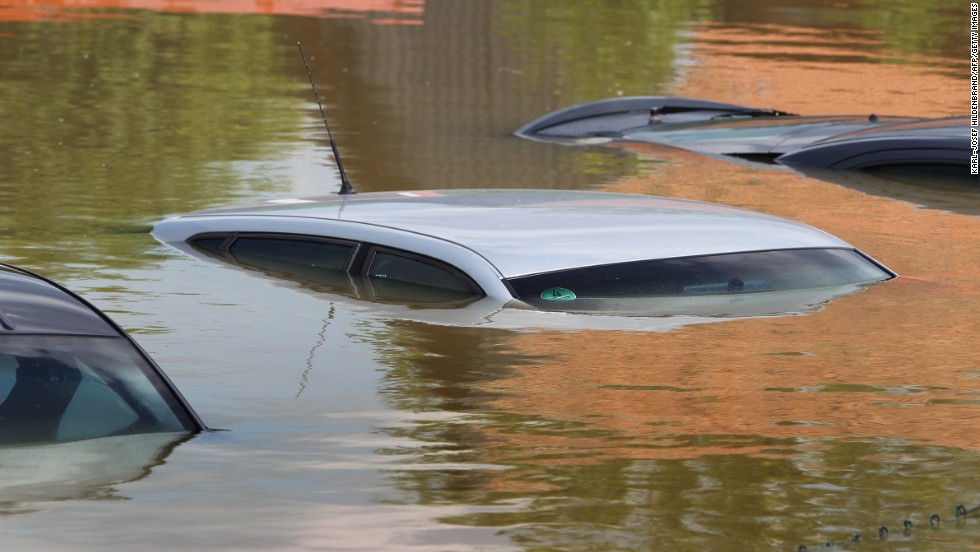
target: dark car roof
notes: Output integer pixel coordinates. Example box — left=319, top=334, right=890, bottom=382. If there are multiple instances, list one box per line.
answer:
left=513, top=96, right=794, bottom=142
left=809, top=117, right=970, bottom=141
left=619, top=115, right=917, bottom=156
left=0, top=264, right=119, bottom=337
left=516, top=97, right=972, bottom=171
left=777, top=117, right=971, bottom=169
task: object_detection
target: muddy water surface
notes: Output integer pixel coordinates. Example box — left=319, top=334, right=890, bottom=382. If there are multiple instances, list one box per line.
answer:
left=0, top=1, right=977, bottom=549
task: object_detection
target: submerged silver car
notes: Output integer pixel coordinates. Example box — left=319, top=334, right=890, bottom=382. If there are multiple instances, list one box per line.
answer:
left=152, top=189, right=895, bottom=320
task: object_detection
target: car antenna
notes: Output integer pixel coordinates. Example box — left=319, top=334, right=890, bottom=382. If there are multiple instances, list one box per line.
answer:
left=298, top=42, right=356, bottom=195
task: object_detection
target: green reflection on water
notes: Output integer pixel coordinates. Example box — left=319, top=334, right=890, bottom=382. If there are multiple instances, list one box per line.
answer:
left=497, top=0, right=714, bottom=103
left=855, top=0, right=969, bottom=61
left=495, top=0, right=967, bottom=109
left=362, top=321, right=549, bottom=413
left=0, top=14, right=299, bottom=270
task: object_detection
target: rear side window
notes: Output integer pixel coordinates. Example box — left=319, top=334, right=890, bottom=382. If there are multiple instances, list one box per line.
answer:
left=367, top=250, right=480, bottom=299
left=188, top=233, right=484, bottom=304
left=508, top=248, right=892, bottom=309
left=229, top=237, right=354, bottom=272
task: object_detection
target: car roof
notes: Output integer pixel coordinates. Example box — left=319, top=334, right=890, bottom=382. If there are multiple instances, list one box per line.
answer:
left=513, top=96, right=794, bottom=142
left=0, top=264, right=119, bottom=337
left=155, top=189, right=852, bottom=278
left=777, top=117, right=971, bottom=169
left=516, top=97, right=970, bottom=172
left=513, top=96, right=918, bottom=150
left=809, top=116, right=970, bottom=142
left=620, top=115, right=919, bottom=156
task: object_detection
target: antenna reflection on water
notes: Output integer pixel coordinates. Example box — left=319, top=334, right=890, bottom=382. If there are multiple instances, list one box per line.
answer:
left=296, top=304, right=335, bottom=398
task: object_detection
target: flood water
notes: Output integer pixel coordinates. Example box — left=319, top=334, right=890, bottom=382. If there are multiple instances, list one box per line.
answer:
left=1, top=0, right=978, bottom=549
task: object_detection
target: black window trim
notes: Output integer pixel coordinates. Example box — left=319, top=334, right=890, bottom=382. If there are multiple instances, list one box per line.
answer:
left=504, top=246, right=896, bottom=295
left=830, top=149, right=968, bottom=171
left=188, top=232, right=485, bottom=296
left=361, top=246, right=484, bottom=296
left=850, top=158, right=970, bottom=171
left=189, top=232, right=361, bottom=272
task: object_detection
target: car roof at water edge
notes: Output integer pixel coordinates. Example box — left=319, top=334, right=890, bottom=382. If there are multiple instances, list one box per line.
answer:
left=515, top=96, right=974, bottom=175
left=152, top=189, right=895, bottom=324
left=153, top=188, right=859, bottom=281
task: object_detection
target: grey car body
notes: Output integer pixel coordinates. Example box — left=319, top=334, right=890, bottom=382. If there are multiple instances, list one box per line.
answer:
left=152, top=189, right=894, bottom=324
left=776, top=117, right=970, bottom=170
left=516, top=96, right=974, bottom=178
left=0, top=263, right=204, bottom=445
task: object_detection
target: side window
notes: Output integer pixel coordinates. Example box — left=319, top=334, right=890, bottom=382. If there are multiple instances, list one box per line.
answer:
left=228, top=236, right=355, bottom=273
left=57, top=359, right=140, bottom=441
left=864, top=162, right=972, bottom=180
left=188, top=234, right=484, bottom=304
left=0, top=337, right=195, bottom=445
left=0, top=354, right=83, bottom=444
left=189, top=236, right=227, bottom=256
left=0, top=354, right=16, bottom=404
left=366, top=250, right=482, bottom=302
left=0, top=353, right=138, bottom=443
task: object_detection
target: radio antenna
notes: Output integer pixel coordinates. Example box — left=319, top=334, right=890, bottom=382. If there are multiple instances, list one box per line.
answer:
left=298, top=42, right=355, bottom=195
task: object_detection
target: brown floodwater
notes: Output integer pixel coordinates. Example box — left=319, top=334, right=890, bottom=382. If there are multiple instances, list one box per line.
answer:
left=0, top=0, right=977, bottom=550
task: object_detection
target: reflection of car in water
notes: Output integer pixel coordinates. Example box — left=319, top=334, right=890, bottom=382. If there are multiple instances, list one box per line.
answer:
left=0, top=433, right=192, bottom=511
left=0, top=263, right=204, bottom=446
left=515, top=97, right=976, bottom=210
left=152, top=189, right=895, bottom=329
left=791, top=165, right=980, bottom=216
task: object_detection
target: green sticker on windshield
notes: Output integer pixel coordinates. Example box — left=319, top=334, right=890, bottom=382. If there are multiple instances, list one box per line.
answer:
left=541, top=287, right=576, bottom=301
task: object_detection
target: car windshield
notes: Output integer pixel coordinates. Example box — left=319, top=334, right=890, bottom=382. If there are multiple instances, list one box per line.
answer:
left=0, top=335, right=197, bottom=445
left=508, top=248, right=893, bottom=313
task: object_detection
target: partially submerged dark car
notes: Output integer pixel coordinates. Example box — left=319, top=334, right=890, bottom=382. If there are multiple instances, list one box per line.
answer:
left=515, top=96, right=975, bottom=184
left=0, top=263, right=204, bottom=445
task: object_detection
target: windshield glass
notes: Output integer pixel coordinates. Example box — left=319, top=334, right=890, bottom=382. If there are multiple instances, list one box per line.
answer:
left=508, top=248, right=893, bottom=313
left=0, top=335, right=197, bottom=445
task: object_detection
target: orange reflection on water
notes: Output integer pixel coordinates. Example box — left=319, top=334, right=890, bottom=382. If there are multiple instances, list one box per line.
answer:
left=0, top=0, right=423, bottom=23
left=474, top=22, right=975, bottom=457
left=479, top=146, right=980, bottom=462
left=673, top=22, right=964, bottom=117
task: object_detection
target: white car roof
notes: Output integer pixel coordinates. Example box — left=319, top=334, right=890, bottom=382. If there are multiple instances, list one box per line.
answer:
left=154, top=189, right=851, bottom=280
